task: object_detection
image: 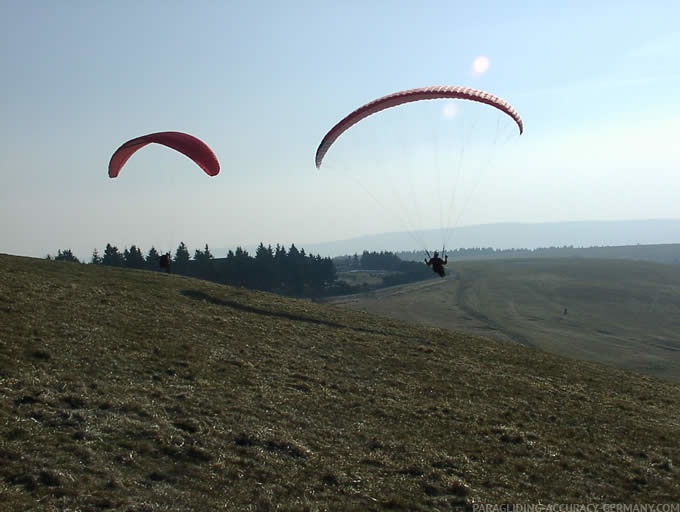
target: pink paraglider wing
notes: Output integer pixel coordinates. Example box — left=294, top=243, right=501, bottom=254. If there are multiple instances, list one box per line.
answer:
left=108, top=131, right=220, bottom=178
left=315, top=85, right=524, bottom=169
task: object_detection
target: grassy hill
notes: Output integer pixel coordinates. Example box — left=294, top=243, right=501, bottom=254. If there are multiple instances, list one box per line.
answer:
left=327, top=258, right=680, bottom=383
left=1, top=254, right=679, bottom=510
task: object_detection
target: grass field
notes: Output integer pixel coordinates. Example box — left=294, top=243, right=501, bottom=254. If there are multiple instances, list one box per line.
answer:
left=336, top=270, right=387, bottom=288
left=327, top=258, right=680, bottom=382
left=1, top=254, right=679, bottom=510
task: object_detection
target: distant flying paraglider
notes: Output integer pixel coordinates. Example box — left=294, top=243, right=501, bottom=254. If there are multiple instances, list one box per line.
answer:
left=108, top=131, right=220, bottom=178
left=314, top=85, right=525, bottom=276
left=314, top=85, right=524, bottom=169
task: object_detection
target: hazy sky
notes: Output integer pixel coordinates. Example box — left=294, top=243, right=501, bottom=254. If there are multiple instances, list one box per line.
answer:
left=2, top=0, right=679, bottom=259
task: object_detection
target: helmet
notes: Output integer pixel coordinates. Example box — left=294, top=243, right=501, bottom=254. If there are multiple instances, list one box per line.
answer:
left=434, top=251, right=439, bottom=257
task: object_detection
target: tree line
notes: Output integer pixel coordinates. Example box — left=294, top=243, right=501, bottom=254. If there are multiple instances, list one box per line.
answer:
left=333, top=250, right=433, bottom=287
left=48, top=242, right=338, bottom=297
left=395, top=244, right=680, bottom=265
left=334, top=250, right=422, bottom=271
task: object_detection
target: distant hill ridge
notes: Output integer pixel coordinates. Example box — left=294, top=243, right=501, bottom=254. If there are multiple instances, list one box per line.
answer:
left=292, top=219, right=680, bottom=257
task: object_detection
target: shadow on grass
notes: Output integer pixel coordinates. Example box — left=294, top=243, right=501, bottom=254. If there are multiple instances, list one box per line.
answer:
left=180, top=289, right=391, bottom=336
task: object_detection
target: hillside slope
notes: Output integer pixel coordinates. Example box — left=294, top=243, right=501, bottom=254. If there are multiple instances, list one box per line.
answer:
left=328, top=258, right=680, bottom=382
left=1, top=254, right=679, bottom=510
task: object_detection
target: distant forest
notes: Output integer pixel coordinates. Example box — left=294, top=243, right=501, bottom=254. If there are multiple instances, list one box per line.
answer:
left=49, top=243, right=337, bottom=297
left=47, top=243, right=434, bottom=297
left=47, top=241, right=680, bottom=298
left=394, top=243, right=680, bottom=265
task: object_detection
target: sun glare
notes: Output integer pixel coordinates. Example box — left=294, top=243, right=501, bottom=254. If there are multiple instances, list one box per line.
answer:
left=472, top=55, right=490, bottom=74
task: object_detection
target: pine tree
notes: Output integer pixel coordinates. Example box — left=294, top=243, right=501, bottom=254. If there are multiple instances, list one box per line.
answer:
left=54, top=249, right=80, bottom=263
left=194, top=244, right=216, bottom=280
left=254, top=243, right=275, bottom=290
left=124, top=245, right=146, bottom=269
left=146, top=247, right=160, bottom=269
left=102, top=244, right=124, bottom=267
left=174, top=242, right=191, bottom=274
left=287, top=244, right=305, bottom=296
left=91, top=249, right=103, bottom=265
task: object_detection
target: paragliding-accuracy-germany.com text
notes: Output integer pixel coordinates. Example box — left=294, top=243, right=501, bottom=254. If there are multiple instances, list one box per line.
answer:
left=473, top=505, right=679, bottom=512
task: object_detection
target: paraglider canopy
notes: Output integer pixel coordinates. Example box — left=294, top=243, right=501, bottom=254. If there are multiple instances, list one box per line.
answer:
left=315, top=85, right=523, bottom=169
left=108, top=131, right=220, bottom=178
left=312, top=85, right=525, bottom=256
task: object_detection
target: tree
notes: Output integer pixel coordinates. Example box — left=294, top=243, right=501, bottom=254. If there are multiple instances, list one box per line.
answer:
left=124, top=245, right=146, bottom=269
left=193, top=244, right=216, bottom=280
left=273, top=244, right=288, bottom=291
left=102, top=244, right=124, bottom=267
left=360, top=250, right=401, bottom=271
left=54, top=249, right=80, bottom=263
left=145, top=247, right=160, bottom=269
left=174, top=242, right=191, bottom=274
left=91, top=249, right=103, bottom=265
left=321, top=256, right=337, bottom=285
left=287, top=244, right=305, bottom=296
left=352, top=253, right=360, bottom=269
left=254, top=243, right=275, bottom=290
left=225, top=247, right=252, bottom=287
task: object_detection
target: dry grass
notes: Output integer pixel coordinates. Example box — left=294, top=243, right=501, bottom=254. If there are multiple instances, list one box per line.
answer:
left=327, top=258, right=680, bottom=382
left=1, top=254, right=679, bottom=510
left=336, top=270, right=386, bottom=287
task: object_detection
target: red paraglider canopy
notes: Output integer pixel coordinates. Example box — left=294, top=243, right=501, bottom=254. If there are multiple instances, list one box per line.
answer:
left=108, top=131, right=220, bottom=178
left=315, top=85, right=524, bottom=169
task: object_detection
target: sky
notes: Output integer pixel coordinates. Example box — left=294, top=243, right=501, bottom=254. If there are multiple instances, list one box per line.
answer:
left=2, top=0, right=679, bottom=260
